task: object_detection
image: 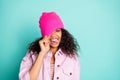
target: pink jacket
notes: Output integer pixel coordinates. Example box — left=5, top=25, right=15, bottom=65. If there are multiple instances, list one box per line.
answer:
left=19, top=49, right=80, bottom=80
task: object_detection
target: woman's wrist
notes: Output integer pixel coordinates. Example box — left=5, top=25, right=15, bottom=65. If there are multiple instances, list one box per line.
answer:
left=38, top=51, right=47, bottom=58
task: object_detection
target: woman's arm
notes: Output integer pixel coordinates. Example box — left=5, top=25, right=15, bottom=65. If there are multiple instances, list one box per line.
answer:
left=73, top=55, right=80, bottom=80
left=29, top=36, right=50, bottom=80
left=19, top=36, right=50, bottom=80
left=19, top=52, right=33, bottom=80
left=29, top=51, right=45, bottom=80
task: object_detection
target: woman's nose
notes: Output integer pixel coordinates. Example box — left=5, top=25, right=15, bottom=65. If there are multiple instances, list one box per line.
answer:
left=50, top=31, right=56, bottom=37
left=51, top=31, right=56, bottom=35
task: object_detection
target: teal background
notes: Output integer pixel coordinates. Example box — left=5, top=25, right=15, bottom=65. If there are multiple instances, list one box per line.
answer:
left=0, top=0, right=120, bottom=80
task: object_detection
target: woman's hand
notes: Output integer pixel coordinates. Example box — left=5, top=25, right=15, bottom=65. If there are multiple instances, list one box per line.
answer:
left=39, top=36, right=50, bottom=56
left=29, top=36, right=50, bottom=80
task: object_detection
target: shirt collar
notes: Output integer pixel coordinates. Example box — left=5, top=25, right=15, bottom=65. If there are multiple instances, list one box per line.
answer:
left=46, top=48, right=64, bottom=57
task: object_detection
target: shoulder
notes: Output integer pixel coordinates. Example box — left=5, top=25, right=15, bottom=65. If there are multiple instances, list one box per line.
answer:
left=22, top=51, right=38, bottom=63
left=60, top=49, right=79, bottom=62
left=63, top=53, right=79, bottom=66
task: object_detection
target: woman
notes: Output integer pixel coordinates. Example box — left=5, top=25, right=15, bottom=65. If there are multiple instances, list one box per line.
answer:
left=19, top=12, right=80, bottom=80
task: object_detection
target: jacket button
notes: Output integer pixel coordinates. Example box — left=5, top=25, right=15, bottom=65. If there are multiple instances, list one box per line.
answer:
left=57, top=65, right=60, bottom=67
left=70, top=72, right=72, bottom=75
left=57, top=77, right=59, bottom=79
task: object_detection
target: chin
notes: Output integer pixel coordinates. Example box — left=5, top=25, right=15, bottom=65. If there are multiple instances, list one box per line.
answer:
left=50, top=44, right=59, bottom=48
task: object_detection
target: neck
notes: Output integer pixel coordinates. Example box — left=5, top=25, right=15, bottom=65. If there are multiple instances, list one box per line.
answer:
left=50, top=47, right=58, bottom=56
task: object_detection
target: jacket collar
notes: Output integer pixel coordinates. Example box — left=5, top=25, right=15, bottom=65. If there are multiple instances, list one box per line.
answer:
left=46, top=48, right=64, bottom=58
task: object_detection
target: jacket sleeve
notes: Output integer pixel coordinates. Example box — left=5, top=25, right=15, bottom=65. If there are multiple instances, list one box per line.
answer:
left=73, top=55, right=80, bottom=80
left=19, top=52, right=33, bottom=80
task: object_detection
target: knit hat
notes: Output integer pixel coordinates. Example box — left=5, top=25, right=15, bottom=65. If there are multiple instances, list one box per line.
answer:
left=39, top=12, right=64, bottom=37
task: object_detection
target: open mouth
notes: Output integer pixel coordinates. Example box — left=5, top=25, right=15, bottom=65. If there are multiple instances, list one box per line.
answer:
left=50, top=38, right=59, bottom=45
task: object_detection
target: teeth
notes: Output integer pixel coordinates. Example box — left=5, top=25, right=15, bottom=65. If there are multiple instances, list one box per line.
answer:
left=51, top=39, right=58, bottom=41
left=51, top=39, right=59, bottom=43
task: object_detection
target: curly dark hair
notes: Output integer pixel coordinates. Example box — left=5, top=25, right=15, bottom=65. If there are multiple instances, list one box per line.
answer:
left=28, top=29, right=80, bottom=56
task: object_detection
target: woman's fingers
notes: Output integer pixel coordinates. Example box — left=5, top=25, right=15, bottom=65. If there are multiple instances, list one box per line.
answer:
left=43, top=36, right=50, bottom=46
left=39, top=35, right=50, bottom=53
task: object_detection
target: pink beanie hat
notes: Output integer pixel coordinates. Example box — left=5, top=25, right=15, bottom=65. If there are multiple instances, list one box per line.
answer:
left=39, top=12, right=64, bottom=37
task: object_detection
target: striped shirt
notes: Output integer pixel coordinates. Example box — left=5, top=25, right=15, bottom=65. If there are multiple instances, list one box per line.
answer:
left=50, top=64, right=54, bottom=80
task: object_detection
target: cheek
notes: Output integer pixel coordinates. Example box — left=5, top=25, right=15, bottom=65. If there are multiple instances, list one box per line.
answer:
left=58, top=32, right=62, bottom=39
